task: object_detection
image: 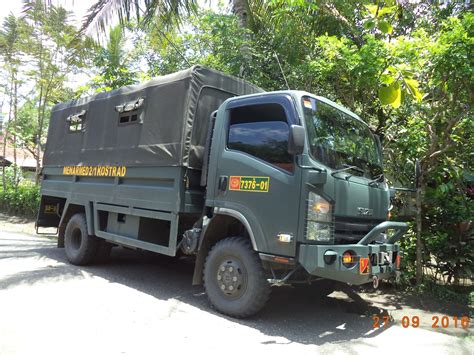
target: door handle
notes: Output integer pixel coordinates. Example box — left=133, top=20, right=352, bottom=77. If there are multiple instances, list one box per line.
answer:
left=218, top=176, right=228, bottom=192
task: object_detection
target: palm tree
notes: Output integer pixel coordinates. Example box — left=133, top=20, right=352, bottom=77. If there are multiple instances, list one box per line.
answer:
left=232, top=0, right=249, bottom=28
left=80, top=0, right=259, bottom=77
left=81, top=0, right=197, bottom=34
left=80, top=0, right=271, bottom=34
left=91, top=25, right=137, bottom=90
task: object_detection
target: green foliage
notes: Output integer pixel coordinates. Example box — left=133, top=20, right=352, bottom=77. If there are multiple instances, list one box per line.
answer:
left=423, top=174, right=474, bottom=284
left=1, top=0, right=472, bottom=298
left=1, top=1, right=91, bottom=184
left=0, top=180, right=40, bottom=217
left=140, top=11, right=252, bottom=79
left=81, top=0, right=196, bottom=35
left=379, top=82, right=401, bottom=108
left=1, top=165, right=23, bottom=188
left=134, top=2, right=473, bottom=293
left=86, top=25, right=138, bottom=92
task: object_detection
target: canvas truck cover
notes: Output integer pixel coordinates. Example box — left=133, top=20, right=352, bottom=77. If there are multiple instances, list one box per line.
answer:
left=43, top=65, right=263, bottom=169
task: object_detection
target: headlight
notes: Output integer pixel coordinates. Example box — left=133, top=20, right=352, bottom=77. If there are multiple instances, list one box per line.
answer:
left=306, top=192, right=333, bottom=242
left=306, top=221, right=332, bottom=242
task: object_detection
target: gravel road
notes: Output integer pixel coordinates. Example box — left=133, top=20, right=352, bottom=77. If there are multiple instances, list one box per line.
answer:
left=0, top=224, right=472, bottom=355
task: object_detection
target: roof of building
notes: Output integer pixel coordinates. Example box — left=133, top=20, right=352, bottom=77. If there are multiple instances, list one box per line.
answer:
left=0, top=133, right=40, bottom=169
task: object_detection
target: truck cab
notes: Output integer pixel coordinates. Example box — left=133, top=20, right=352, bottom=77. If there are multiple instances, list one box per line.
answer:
left=198, top=90, right=407, bottom=315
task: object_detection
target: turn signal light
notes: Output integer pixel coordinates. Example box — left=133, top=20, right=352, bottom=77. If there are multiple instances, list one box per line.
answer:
left=396, top=254, right=401, bottom=269
left=342, top=250, right=357, bottom=268
left=313, top=201, right=331, bottom=214
left=274, top=256, right=291, bottom=264
left=342, top=252, right=354, bottom=264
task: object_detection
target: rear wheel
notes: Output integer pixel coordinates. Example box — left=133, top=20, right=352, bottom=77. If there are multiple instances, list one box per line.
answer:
left=204, top=237, right=270, bottom=318
left=64, top=213, right=99, bottom=265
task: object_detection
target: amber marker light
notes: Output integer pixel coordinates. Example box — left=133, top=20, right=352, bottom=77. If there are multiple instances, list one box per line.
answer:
left=313, top=201, right=330, bottom=214
left=342, top=252, right=353, bottom=264
left=342, top=251, right=357, bottom=268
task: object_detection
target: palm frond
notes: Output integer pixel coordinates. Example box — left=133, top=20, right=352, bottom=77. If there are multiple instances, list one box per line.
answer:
left=81, top=0, right=197, bottom=35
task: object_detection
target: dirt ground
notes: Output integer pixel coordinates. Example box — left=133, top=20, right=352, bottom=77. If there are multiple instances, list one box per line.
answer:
left=0, top=213, right=37, bottom=234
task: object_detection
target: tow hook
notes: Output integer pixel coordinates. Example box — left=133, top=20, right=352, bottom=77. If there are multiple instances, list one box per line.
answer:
left=372, top=275, right=379, bottom=289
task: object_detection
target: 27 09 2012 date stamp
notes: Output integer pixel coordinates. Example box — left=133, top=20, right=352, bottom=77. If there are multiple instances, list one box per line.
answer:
left=372, top=315, right=471, bottom=329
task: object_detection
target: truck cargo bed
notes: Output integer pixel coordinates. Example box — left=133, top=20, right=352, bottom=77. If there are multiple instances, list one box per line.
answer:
left=37, top=66, right=262, bottom=255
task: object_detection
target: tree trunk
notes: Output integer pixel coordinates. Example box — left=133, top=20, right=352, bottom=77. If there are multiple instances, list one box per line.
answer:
left=35, top=94, right=48, bottom=186
left=13, top=77, right=18, bottom=189
left=35, top=112, right=42, bottom=185
left=232, top=0, right=251, bottom=77
left=1, top=128, right=8, bottom=191
left=35, top=88, right=43, bottom=185
left=2, top=73, right=15, bottom=191
left=233, top=0, right=249, bottom=28
left=35, top=36, right=44, bottom=186
left=415, top=162, right=424, bottom=285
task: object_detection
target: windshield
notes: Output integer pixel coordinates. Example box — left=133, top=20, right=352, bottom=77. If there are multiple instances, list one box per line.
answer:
left=302, top=96, right=383, bottom=179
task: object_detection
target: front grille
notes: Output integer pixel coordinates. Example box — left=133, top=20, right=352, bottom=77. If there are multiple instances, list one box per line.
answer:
left=334, top=217, right=382, bottom=244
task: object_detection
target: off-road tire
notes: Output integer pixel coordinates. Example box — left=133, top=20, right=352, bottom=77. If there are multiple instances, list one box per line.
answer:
left=204, top=237, right=270, bottom=318
left=64, top=213, right=99, bottom=265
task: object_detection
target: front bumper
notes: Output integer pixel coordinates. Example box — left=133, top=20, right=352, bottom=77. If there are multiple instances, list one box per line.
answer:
left=298, top=221, right=408, bottom=285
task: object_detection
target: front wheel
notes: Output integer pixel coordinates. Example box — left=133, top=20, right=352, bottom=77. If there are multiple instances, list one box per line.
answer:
left=203, top=237, right=270, bottom=318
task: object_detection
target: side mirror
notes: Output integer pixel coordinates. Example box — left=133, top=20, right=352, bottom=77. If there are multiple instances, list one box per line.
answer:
left=389, top=188, right=396, bottom=198
left=288, top=125, right=305, bottom=155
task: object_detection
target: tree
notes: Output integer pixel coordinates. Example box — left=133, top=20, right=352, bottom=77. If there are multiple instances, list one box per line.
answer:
left=168, top=1, right=472, bottom=287
left=385, top=14, right=473, bottom=285
left=2, top=0, right=470, bottom=292
left=0, top=14, right=26, bottom=190
left=82, top=0, right=197, bottom=34
left=84, top=25, right=138, bottom=92
left=141, top=10, right=251, bottom=77
left=22, top=0, right=87, bottom=183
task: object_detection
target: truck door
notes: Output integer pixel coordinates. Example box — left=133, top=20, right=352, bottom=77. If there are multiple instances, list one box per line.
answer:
left=210, top=94, right=302, bottom=257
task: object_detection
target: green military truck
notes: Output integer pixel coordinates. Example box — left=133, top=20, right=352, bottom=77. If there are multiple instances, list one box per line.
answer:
left=36, top=65, right=408, bottom=317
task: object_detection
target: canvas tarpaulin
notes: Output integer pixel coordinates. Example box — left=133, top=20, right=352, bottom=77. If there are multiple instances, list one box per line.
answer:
left=43, top=65, right=263, bottom=169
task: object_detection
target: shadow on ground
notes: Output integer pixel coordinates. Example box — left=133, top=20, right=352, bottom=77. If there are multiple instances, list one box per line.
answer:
left=2, top=235, right=469, bottom=346
left=0, top=213, right=34, bottom=224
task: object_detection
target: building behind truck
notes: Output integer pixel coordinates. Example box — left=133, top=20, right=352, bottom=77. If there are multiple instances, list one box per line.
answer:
left=37, top=65, right=408, bottom=318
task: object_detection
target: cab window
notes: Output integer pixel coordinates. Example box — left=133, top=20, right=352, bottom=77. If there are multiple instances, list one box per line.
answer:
left=227, top=103, right=293, bottom=173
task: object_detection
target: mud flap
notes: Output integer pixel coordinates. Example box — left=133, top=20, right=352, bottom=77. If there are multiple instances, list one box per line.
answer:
left=35, top=196, right=65, bottom=235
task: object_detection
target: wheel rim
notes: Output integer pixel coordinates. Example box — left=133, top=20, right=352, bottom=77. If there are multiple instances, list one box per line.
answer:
left=216, top=257, right=247, bottom=299
left=70, top=227, right=82, bottom=251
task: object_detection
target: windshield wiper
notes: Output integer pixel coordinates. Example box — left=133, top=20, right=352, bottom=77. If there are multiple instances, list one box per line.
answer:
left=331, top=164, right=365, bottom=180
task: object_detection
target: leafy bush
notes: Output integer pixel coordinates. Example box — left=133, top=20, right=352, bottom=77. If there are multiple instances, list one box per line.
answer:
left=0, top=182, right=40, bottom=217
left=1, top=165, right=23, bottom=187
